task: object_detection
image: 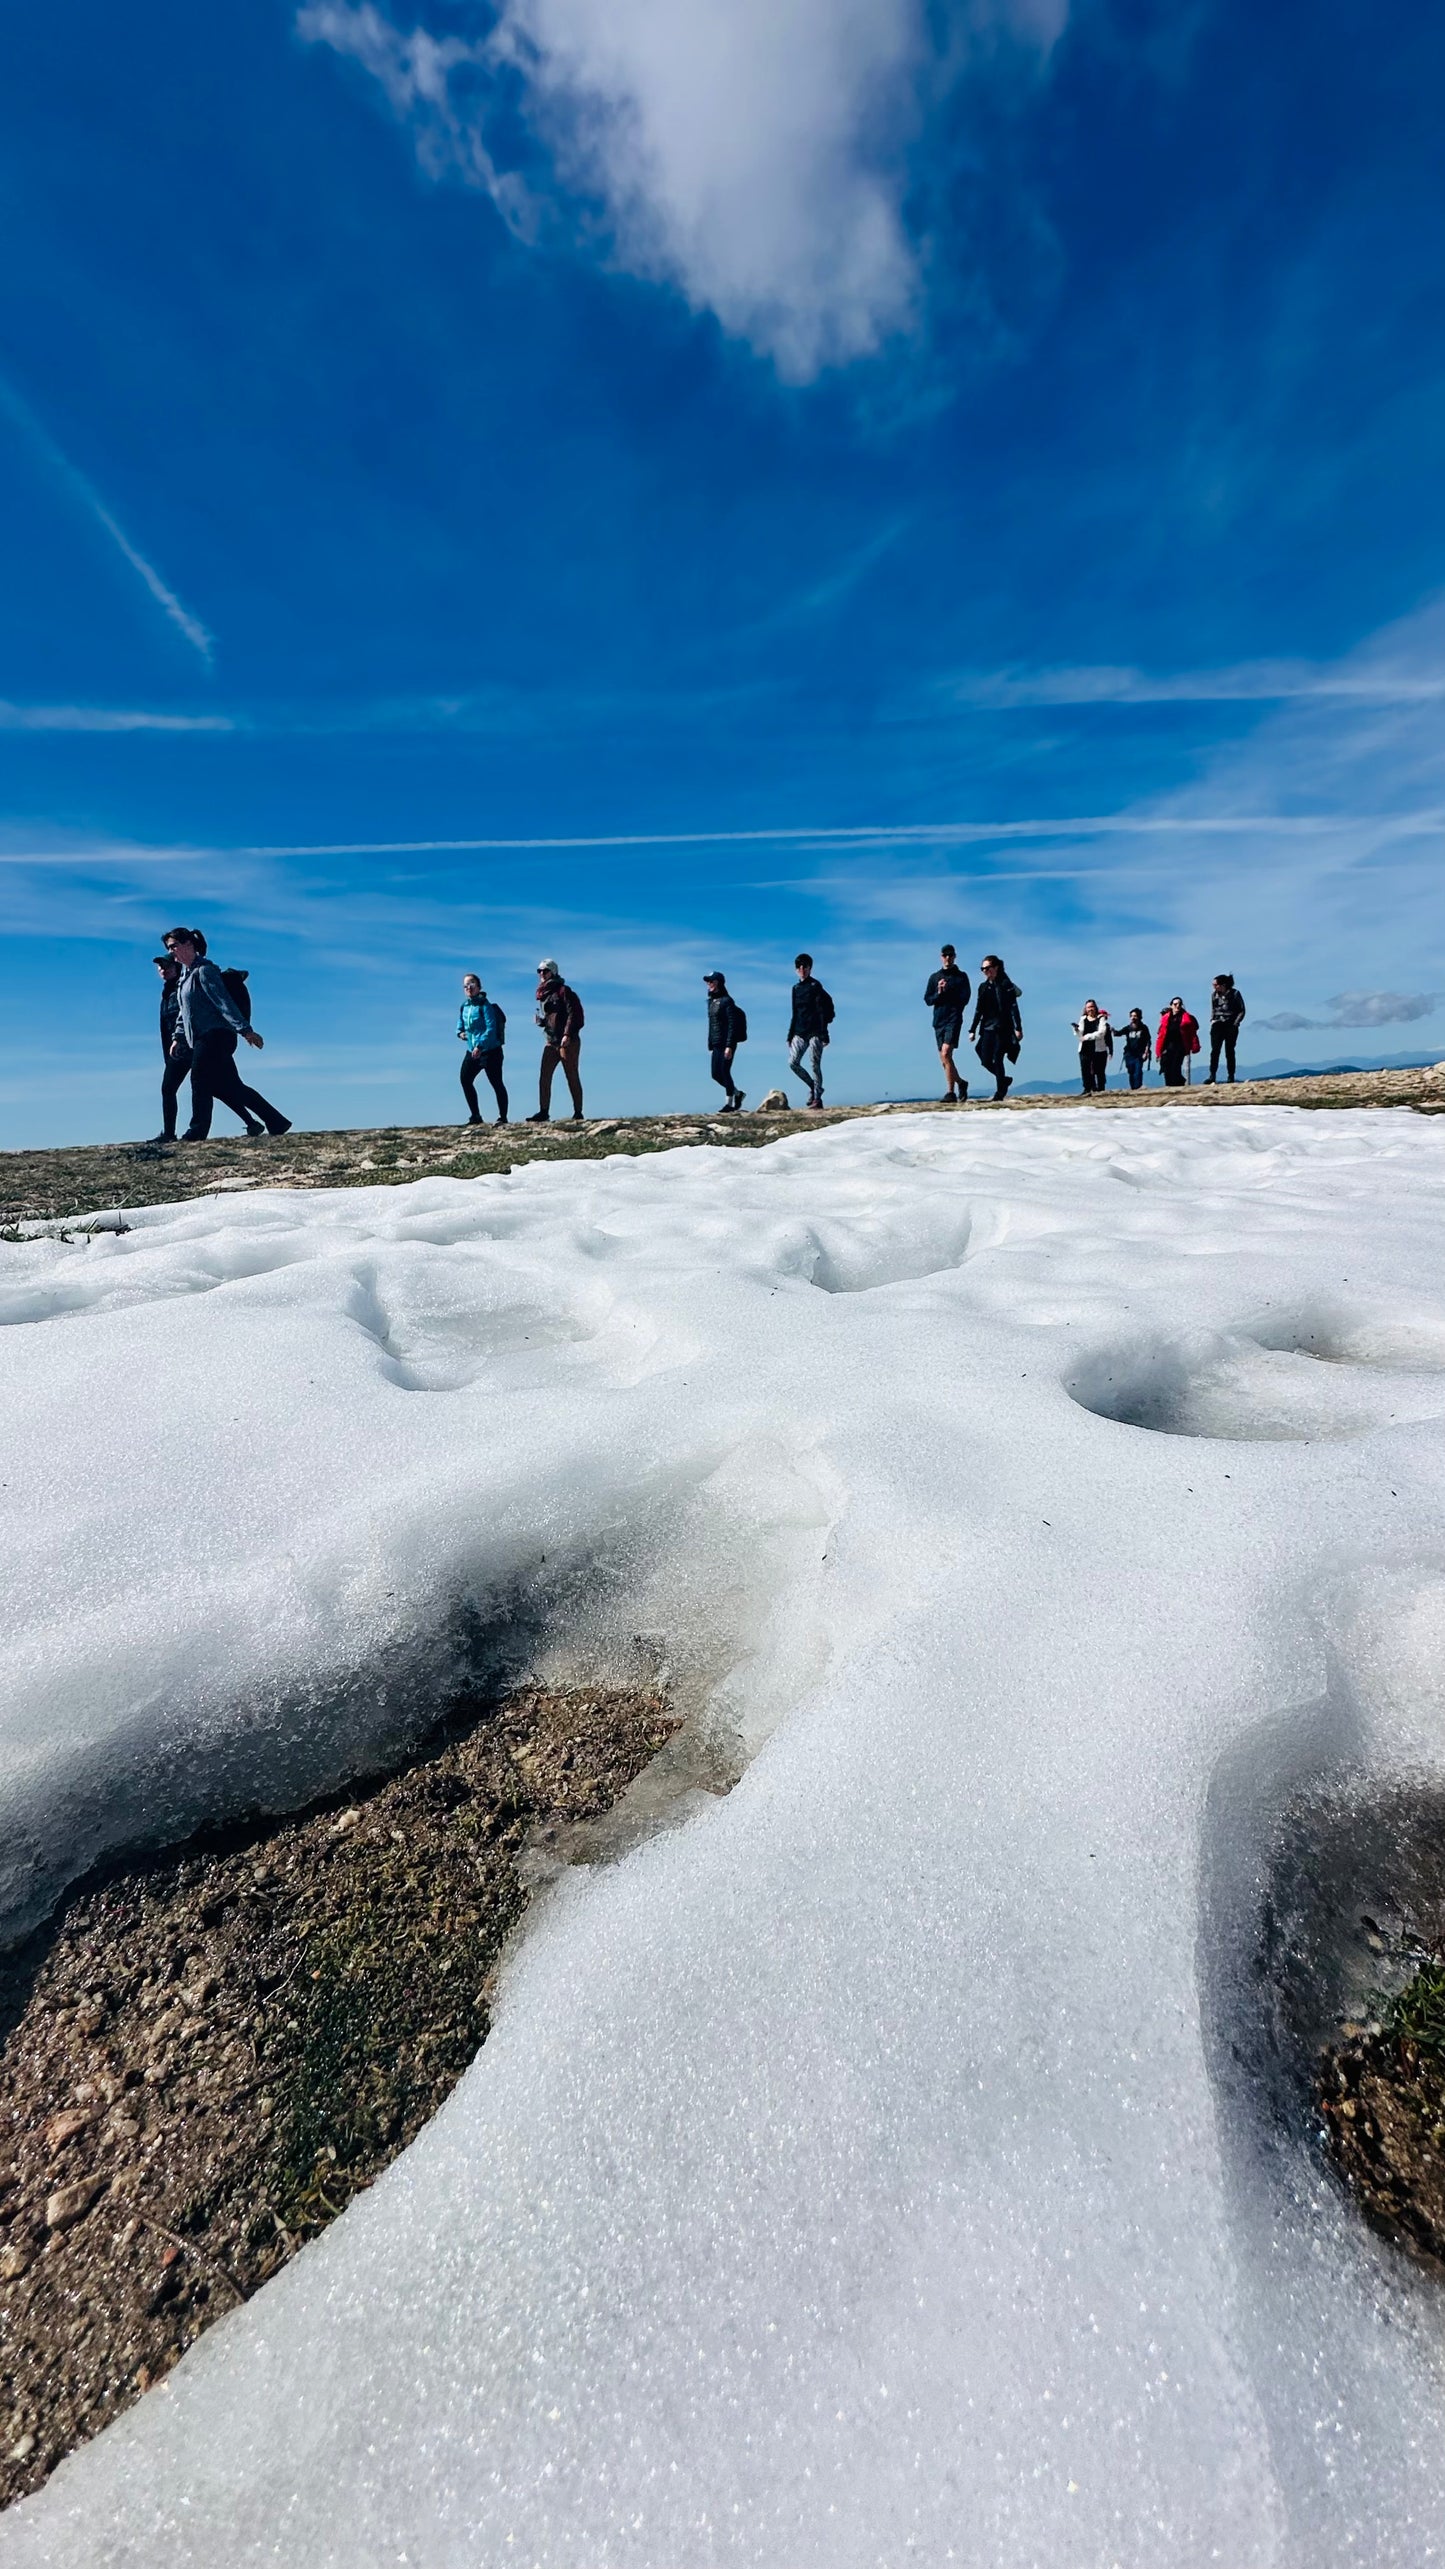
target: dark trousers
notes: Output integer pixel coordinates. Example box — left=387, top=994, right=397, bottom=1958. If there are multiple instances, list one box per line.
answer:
left=974, top=1026, right=1011, bottom=1096
left=161, top=1047, right=191, bottom=1139
left=461, top=1048, right=508, bottom=1121
left=1124, top=1052, right=1146, bottom=1090
left=710, top=1044, right=739, bottom=1099
left=184, top=1032, right=286, bottom=1139
left=1208, top=1025, right=1238, bottom=1082
left=1080, top=1047, right=1107, bottom=1093
left=1160, top=1048, right=1187, bottom=1087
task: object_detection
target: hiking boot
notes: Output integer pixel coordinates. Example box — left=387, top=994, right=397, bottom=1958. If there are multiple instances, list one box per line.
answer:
left=526, top=1111, right=550, bottom=1123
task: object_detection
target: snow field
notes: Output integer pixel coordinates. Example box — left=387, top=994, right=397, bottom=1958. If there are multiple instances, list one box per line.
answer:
left=3, top=1108, right=1445, bottom=2563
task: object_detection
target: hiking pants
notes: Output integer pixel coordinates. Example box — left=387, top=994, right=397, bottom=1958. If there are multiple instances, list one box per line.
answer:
left=1209, top=1025, right=1238, bottom=1082
left=461, top=1048, right=508, bottom=1121
left=1160, top=1048, right=1187, bottom=1087
left=161, top=1047, right=191, bottom=1140
left=1124, top=1051, right=1146, bottom=1090
left=974, top=1026, right=1011, bottom=1097
left=787, top=1034, right=824, bottom=1102
left=1080, top=1047, right=1107, bottom=1093
left=184, top=1031, right=286, bottom=1139
left=539, top=1035, right=583, bottom=1117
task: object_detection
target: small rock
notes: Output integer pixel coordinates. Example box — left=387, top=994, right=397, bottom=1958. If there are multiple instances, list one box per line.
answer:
left=329, top=1809, right=359, bottom=1836
left=74, top=2005, right=107, bottom=2038
left=0, top=2245, right=34, bottom=2280
left=45, top=2176, right=106, bottom=2231
left=44, top=2108, right=93, bottom=2153
left=7, top=2434, right=35, bottom=2463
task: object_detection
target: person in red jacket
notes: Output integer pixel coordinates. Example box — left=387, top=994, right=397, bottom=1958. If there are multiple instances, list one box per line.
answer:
left=1155, top=996, right=1201, bottom=1086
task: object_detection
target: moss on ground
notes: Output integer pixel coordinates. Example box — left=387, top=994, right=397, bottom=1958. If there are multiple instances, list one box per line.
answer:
left=0, top=1684, right=675, bottom=2505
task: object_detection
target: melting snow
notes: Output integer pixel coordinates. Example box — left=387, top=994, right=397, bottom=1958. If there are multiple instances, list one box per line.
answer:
left=4, top=1107, right=1445, bottom=2564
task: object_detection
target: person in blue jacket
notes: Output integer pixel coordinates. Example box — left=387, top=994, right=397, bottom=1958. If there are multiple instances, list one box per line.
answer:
left=457, top=973, right=508, bottom=1123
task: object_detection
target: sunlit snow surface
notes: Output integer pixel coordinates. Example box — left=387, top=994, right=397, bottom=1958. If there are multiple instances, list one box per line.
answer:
left=5, top=1107, right=1445, bottom=2566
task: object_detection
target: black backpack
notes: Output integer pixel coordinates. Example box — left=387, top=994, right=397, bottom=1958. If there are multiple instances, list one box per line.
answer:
left=492, top=1002, right=507, bottom=1041
left=221, top=968, right=252, bottom=1024
left=731, top=1004, right=747, bottom=1044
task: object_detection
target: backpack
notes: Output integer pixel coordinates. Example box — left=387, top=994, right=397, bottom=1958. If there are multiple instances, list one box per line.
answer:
left=221, top=968, right=252, bottom=1023
left=491, top=1003, right=506, bottom=1041
left=820, top=989, right=835, bottom=1026
left=731, top=1005, right=747, bottom=1044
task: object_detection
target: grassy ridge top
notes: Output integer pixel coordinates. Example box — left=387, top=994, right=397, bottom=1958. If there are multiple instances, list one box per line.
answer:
left=4, top=1064, right=1445, bottom=1228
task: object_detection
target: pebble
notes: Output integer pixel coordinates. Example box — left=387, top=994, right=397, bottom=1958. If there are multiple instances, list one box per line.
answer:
left=0, top=2245, right=34, bottom=2280
left=45, top=2177, right=105, bottom=2231
left=7, top=2435, right=34, bottom=2463
left=43, top=2109, right=93, bottom=2154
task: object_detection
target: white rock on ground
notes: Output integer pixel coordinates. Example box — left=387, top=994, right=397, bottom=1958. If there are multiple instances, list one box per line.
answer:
left=3, top=1109, right=1445, bottom=2564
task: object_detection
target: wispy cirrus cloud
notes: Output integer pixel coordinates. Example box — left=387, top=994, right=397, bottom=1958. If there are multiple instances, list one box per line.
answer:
left=0, top=703, right=234, bottom=734
left=0, top=376, right=214, bottom=666
left=298, top=0, right=1066, bottom=380
left=941, top=660, right=1445, bottom=708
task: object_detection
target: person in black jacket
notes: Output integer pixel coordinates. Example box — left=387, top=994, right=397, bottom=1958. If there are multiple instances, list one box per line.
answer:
left=703, top=972, right=746, bottom=1111
left=150, top=953, right=193, bottom=1143
left=150, top=936, right=266, bottom=1142
left=1205, top=974, right=1246, bottom=1084
left=970, top=955, right=1022, bottom=1100
left=924, top=945, right=971, bottom=1101
left=163, top=928, right=290, bottom=1141
left=786, top=954, right=834, bottom=1109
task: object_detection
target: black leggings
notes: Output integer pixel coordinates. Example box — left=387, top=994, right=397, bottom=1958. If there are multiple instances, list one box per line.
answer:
left=1079, top=1047, right=1107, bottom=1093
left=184, top=1033, right=286, bottom=1138
left=710, top=1044, right=739, bottom=1098
left=461, top=1049, right=508, bottom=1121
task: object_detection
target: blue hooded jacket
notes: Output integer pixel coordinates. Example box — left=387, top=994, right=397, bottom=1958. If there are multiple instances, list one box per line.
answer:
left=458, top=998, right=504, bottom=1054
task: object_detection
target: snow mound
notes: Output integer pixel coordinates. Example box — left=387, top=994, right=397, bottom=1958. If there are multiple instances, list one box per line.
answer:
left=5, top=1108, right=1445, bottom=2564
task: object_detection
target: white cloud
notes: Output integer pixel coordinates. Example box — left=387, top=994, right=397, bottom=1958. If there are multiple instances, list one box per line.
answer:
left=941, top=659, right=1445, bottom=707
left=0, top=703, right=234, bottom=734
left=1260, top=991, right=1440, bottom=1031
left=300, top=0, right=1064, bottom=379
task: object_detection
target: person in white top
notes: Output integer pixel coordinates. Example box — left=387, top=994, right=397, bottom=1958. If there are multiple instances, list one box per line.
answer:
left=1071, top=999, right=1112, bottom=1094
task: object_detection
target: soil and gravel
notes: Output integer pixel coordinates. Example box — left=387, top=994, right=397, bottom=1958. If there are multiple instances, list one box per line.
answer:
left=0, top=1683, right=676, bottom=2507
left=1318, top=1972, right=1445, bottom=2265
left=4, top=1061, right=1445, bottom=1228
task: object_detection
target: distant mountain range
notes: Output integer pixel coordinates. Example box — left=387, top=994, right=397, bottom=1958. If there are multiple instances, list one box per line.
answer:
left=1009, top=1048, right=1443, bottom=1096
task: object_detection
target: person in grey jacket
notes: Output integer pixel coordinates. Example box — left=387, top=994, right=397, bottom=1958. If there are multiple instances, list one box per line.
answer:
left=162, top=928, right=291, bottom=1141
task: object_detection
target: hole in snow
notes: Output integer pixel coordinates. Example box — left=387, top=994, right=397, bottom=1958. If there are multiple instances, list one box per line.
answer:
left=1067, top=1334, right=1381, bottom=1442
left=0, top=1679, right=685, bottom=2510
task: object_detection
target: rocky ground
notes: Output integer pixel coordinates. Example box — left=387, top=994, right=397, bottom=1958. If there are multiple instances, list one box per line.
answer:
left=0, top=1684, right=677, bottom=2506
left=5, top=1062, right=1445, bottom=1227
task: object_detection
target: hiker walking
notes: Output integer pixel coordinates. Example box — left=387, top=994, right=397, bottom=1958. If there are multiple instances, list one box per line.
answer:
left=529, top=958, right=585, bottom=1122
left=1119, top=1007, right=1152, bottom=1091
left=150, top=951, right=196, bottom=1143
left=970, top=955, right=1022, bottom=1100
left=703, top=972, right=746, bottom=1111
left=1155, top=995, right=1201, bottom=1087
left=162, top=928, right=291, bottom=1142
left=924, top=945, right=971, bottom=1101
left=1072, top=999, right=1112, bottom=1094
left=1205, top=974, right=1246, bottom=1085
left=457, top=972, right=508, bottom=1124
left=786, top=954, right=834, bottom=1109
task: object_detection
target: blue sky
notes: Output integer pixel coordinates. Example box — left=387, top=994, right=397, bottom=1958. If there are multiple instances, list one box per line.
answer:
left=3, top=0, right=1445, bottom=1141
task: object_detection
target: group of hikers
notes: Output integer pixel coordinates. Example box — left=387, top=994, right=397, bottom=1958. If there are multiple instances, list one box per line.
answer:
left=1068, top=977, right=1246, bottom=1094
left=145, top=933, right=1248, bottom=1142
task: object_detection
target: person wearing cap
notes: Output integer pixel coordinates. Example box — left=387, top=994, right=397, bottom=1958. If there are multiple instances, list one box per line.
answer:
left=703, top=971, right=746, bottom=1112
left=528, top=958, right=586, bottom=1121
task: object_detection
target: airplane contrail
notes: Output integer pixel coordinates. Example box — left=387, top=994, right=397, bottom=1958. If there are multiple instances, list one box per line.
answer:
left=0, top=373, right=214, bottom=665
